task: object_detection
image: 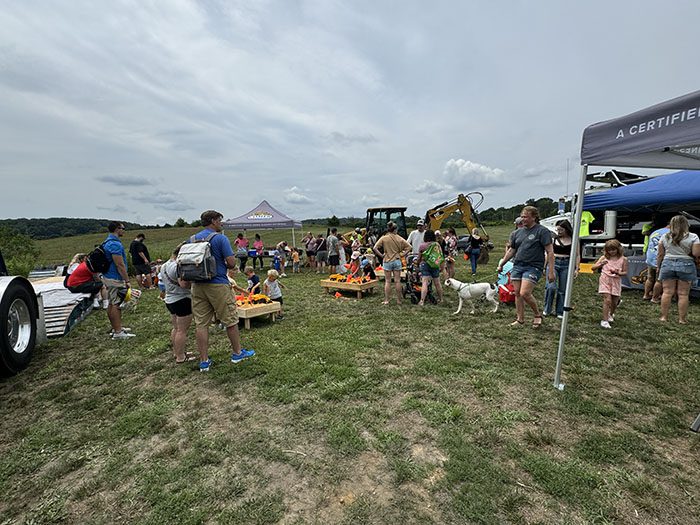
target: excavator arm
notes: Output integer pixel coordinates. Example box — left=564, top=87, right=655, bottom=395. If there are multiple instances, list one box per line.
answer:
left=424, top=193, right=486, bottom=235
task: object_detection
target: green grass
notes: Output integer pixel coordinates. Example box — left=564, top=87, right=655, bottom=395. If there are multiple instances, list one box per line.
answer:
left=0, top=225, right=699, bottom=523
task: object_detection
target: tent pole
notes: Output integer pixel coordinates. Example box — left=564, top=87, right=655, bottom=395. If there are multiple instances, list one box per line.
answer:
left=692, top=412, right=700, bottom=432
left=292, top=227, right=296, bottom=247
left=554, top=164, right=589, bottom=390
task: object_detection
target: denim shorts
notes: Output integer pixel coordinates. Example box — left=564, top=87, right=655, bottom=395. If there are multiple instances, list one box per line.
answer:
left=510, top=264, right=542, bottom=283
left=658, top=258, right=698, bottom=282
left=419, top=262, right=441, bottom=279
left=382, top=259, right=402, bottom=272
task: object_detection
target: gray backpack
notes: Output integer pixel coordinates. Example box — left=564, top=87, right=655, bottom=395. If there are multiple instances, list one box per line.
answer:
left=176, top=232, right=219, bottom=281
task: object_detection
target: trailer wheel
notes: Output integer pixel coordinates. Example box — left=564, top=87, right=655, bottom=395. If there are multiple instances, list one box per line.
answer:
left=0, top=280, right=37, bottom=375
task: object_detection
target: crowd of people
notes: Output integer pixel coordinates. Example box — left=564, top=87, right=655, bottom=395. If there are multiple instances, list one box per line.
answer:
left=61, top=205, right=699, bottom=372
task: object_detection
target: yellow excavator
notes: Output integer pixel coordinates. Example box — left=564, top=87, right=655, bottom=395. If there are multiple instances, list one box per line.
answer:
left=424, top=193, right=492, bottom=263
left=424, top=193, right=486, bottom=234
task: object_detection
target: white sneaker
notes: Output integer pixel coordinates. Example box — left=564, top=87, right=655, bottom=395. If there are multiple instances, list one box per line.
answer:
left=281, top=273, right=288, bottom=277
left=93, top=299, right=101, bottom=309
left=608, top=316, right=614, bottom=323
left=103, top=300, right=109, bottom=309
left=557, top=315, right=564, bottom=320
left=112, top=330, right=136, bottom=339
left=600, top=320, right=611, bottom=329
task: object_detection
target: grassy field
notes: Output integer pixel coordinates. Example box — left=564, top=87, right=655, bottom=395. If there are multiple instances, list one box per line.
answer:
left=1, top=225, right=699, bottom=524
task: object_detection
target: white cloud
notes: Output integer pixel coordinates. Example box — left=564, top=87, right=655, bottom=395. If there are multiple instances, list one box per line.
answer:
left=132, top=191, right=193, bottom=212
left=523, top=164, right=560, bottom=178
left=283, top=186, right=312, bottom=204
left=413, top=179, right=453, bottom=196
left=359, top=193, right=382, bottom=206
left=442, top=159, right=508, bottom=190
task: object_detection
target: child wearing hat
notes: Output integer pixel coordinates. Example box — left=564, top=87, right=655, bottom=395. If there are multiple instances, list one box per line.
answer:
left=349, top=251, right=362, bottom=277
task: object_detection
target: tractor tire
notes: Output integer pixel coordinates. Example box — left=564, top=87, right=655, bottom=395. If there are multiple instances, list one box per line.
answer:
left=0, top=280, right=37, bottom=376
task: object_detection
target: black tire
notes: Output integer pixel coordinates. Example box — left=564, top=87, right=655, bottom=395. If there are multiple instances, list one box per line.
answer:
left=0, top=280, right=37, bottom=376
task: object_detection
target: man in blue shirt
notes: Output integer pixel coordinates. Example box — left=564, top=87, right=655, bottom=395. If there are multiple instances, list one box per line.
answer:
left=191, top=210, right=255, bottom=372
left=102, top=221, right=134, bottom=339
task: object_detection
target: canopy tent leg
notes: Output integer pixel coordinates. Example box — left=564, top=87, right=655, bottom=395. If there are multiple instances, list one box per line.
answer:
left=291, top=227, right=296, bottom=247
left=553, top=164, right=589, bottom=391
left=692, top=412, right=700, bottom=433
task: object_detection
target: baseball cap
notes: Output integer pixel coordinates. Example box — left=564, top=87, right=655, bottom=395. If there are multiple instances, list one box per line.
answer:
left=416, top=219, right=425, bottom=226
left=351, top=251, right=360, bottom=260
left=435, top=230, right=441, bottom=236
left=514, top=217, right=524, bottom=225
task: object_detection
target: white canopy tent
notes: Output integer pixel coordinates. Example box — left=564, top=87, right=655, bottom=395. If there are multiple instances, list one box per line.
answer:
left=222, top=200, right=303, bottom=246
left=555, top=90, right=700, bottom=422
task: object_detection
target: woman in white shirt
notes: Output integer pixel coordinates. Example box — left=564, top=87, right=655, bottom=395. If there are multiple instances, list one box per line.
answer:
left=656, top=215, right=700, bottom=324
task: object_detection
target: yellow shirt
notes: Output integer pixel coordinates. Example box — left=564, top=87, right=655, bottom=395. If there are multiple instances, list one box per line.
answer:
left=580, top=211, right=595, bottom=237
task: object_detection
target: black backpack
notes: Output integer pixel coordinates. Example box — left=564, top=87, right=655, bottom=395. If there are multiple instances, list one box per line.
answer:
left=86, top=242, right=111, bottom=273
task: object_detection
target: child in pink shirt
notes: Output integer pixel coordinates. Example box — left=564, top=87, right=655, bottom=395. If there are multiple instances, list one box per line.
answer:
left=591, top=239, right=628, bottom=329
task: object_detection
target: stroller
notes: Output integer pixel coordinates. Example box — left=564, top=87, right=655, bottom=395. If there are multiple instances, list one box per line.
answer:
left=403, top=255, right=437, bottom=304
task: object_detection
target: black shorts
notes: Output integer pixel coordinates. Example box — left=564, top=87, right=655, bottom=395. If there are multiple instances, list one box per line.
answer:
left=67, top=280, right=103, bottom=295
left=271, top=297, right=283, bottom=305
left=306, top=250, right=315, bottom=257
left=166, top=297, right=193, bottom=317
left=135, top=263, right=151, bottom=275
left=329, top=254, right=340, bottom=266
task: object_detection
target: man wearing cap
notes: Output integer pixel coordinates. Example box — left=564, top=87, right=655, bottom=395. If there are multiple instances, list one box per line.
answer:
left=407, top=220, right=426, bottom=256
left=191, top=210, right=255, bottom=372
left=102, top=221, right=134, bottom=339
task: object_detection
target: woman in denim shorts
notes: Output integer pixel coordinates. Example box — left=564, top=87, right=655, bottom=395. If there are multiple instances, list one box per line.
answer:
left=373, top=221, right=412, bottom=305
left=496, top=206, right=555, bottom=328
left=656, top=215, right=700, bottom=324
left=417, top=230, right=444, bottom=306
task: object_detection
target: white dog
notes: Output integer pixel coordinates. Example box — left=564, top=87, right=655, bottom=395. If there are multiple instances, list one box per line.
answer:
left=444, top=278, right=500, bottom=315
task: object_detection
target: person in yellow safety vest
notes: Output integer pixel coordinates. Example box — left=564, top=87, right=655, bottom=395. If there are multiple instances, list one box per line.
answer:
left=642, top=222, right=654, bottom=255
left=580, top=211, right=595, bottom=237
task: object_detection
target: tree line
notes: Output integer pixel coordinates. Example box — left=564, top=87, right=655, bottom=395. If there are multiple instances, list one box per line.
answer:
left=2, top=197, right=566, bottom=241
left=0, top=217, right=209, bottom=240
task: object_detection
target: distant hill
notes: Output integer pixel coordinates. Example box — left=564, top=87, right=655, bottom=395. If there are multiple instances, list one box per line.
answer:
left=0, top=218, right=148, bottom=240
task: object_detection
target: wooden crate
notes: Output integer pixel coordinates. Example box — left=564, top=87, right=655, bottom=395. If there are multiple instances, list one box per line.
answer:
left=237, top=302, right=281, bottom=329
left=320, top=279, right=378, bottom=299
left=375, top=268, right=407, bottom=281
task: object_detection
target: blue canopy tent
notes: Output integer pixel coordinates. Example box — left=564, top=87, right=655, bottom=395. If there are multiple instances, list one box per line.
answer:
left=583, top=169, right=700, bottom=212
left=555, top=90, right=700, bottom=432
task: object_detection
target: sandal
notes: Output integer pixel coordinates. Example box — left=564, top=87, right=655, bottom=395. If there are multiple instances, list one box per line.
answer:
left=510, top=319, right=524, bottom=326
left=176, top=352, right=197, bottom=364
left=532, top=315, right=543, bottom=329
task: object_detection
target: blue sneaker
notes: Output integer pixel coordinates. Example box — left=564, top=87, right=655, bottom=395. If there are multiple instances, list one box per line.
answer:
left=231, top=348, right=255, bottom=364
left=199, top=359, right=212, bottom=372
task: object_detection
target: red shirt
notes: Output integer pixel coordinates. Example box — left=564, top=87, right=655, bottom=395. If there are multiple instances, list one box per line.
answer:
left=67, top=262, right=97, bottom=287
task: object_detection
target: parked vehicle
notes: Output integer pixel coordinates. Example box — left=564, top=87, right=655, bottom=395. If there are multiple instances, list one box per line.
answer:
left=0, top=249, right=46, bottom=376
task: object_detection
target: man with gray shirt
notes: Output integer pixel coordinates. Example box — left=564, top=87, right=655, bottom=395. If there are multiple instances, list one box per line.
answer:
left=327, top=228, right=340, bottom=274
left=497, top=206, right=554, bottom=328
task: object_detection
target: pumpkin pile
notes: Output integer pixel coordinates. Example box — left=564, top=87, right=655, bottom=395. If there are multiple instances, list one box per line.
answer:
left=235, top=293, right=273, bottom=307
left=327, top=274, right=373, bottom=284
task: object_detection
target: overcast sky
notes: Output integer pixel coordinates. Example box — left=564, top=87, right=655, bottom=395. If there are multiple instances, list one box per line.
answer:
left=1, top=1, right=699, bottom=225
